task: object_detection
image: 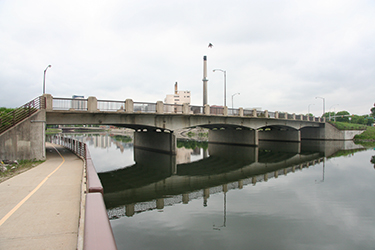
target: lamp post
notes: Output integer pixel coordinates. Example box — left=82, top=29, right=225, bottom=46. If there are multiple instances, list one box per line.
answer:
left=231, top=93, right=240, bottom=109
left=213, top=69, right=226, bottom=107
left=43, top=65, right=52, bottom=94
left=315, top=96, right=325, bottom=117
left=329, top=104, right=339, bottom=121
left=308, top=103, right=315, bottom=116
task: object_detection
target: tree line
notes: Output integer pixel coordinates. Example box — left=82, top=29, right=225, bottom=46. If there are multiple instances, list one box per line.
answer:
left=318, top=103, right=375, bottom=126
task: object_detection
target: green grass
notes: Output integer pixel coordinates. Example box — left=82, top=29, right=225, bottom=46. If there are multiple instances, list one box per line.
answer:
left=354, top=126, right=375, bottom=141
left=328, top=121, right=367, bottom=130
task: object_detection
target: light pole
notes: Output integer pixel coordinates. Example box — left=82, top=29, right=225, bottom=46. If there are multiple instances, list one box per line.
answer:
left=329, top=104, right=339, bottom=121
left=231, top=93, right=240, bottom=109
left=213, top=69, right=226, bottom=107
left=43, top=65, right=52, bottom=94
left=308, top=103, right=315, bottom=116
left=315, top=96, right=325, bottom=117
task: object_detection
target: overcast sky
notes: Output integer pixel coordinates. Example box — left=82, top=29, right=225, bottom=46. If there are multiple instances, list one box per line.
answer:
left=1, top=0, right=374, bottom=116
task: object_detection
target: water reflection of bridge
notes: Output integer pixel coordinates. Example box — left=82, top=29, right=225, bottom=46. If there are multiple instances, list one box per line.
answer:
left=98, top=141, right=361, bottom=219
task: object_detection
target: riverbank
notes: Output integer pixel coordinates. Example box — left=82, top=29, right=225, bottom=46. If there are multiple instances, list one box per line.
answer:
left=354, top=126, right=375, bottom=142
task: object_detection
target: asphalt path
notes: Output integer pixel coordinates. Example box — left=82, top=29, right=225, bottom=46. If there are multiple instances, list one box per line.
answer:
left=0, top=143, right=84, bottom=250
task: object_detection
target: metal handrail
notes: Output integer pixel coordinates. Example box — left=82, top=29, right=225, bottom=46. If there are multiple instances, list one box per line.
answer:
left=0, top=96, right=45, bottom=135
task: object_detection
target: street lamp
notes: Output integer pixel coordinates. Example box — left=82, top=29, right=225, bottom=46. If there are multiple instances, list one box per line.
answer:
left=43, top=65, right=52, bottom=94
left=213, top=69, right=226, bottom=107
left=315, top=96, right=325, bottom=117
left=231, top=93, right=240, bottom=109
left=308, top=103, right=315, bottom=116
left=329, top=104, right=339, bottom=121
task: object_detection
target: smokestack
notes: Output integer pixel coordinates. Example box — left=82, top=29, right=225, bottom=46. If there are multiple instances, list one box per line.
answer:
left=203, top=55, right=208, bottom=106
left=174, top=82, right=178, bottom=94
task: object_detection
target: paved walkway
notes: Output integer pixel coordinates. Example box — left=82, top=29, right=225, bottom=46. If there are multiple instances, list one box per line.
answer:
left=0, top=143, right=84, bottom=250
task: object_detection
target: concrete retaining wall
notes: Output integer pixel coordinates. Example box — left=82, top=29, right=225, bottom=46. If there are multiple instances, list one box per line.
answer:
left=0, top=110, right=46, bottom=161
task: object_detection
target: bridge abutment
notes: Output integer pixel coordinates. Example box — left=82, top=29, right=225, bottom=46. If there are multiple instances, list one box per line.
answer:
left=208, top=128, right=258, bottom=146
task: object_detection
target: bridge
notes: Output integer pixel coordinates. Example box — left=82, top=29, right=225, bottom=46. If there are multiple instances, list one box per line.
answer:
left=0, top=94, right=360, bottom=160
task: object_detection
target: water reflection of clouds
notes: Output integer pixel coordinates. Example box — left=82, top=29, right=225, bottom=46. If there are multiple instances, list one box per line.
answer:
left=79, top=134, right=375, bottom=249
left=110, top=150, right=375, bottom=250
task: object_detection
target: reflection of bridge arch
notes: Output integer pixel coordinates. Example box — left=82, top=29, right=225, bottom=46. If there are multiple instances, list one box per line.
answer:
left=99, top=142, right=328, bottom=218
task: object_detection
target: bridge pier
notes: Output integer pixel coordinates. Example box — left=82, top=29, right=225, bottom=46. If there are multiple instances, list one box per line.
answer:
left=208, top=128, right=258, bottom=146
left=133, top=130, right=177, bottom=154
left=258, top=127, right=301, bottom=142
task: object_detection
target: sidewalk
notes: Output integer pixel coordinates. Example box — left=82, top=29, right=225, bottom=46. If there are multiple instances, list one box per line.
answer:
left=0, top=142, right=84, bottom=250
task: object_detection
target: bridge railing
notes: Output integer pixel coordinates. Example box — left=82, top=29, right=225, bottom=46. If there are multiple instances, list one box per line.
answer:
left=0, top=96, right=45, bottom=135
left=134, top=102, right=156, bottom=113
left=228, top=108, right=239, bottom=116
left=98, top=99, right=125, bottom=112
left=53, top=97, right=88, bottom=111
left=268, top=111, right=276, bottom=118
left=210, top=106, right=224, bottom=115
left=190, top=105, right=204, bottom=115
left=48, top=96, right=324, bottom=122
left=164, top=103, right=183, bottom=114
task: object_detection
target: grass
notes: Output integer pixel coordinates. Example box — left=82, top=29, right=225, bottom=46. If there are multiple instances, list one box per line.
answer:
left=328, top=121, right=367, bottom=130
left=354, top=126, right=375, bottom=141
left=0, top=159, right=45, bottom=183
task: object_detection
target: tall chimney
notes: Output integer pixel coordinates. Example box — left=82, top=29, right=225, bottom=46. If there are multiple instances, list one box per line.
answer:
left=174, top=82, right=178, bottom=94
left=203, top=55, right=208, bottom=106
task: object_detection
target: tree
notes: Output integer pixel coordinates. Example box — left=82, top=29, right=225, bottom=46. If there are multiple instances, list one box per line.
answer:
left=371, top=103, right=375, bottom=117
left=323, top=112, right=335, bottom=121
left=336, top=111, right=350, bottom=122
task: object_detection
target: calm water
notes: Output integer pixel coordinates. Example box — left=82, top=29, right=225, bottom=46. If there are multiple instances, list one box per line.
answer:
left=68, top=133, right=375, bottom=250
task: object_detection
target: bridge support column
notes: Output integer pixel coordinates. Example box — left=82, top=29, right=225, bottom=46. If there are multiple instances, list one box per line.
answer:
left=208, top=128, right=258, bottom=146
left=258, top=128, right=301, bottom=142
left=134, top=130, right=177, bottom=154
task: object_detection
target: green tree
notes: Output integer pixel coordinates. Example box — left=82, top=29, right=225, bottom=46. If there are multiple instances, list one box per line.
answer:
left=335, top=111, right=350, bottom=122
left=371, top=103, right=375, bottom=117
left=350, top=115, right=366, bottom=125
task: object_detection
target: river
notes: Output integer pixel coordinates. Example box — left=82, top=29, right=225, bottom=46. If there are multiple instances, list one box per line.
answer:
left=63, top=133, right=375, bottom=250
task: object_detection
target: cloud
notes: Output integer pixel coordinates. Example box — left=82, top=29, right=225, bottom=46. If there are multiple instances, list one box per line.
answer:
left=0, top=0, right=374, bottom=115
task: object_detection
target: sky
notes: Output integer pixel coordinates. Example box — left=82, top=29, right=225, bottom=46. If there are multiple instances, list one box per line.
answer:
left=1, top=0, right=374, bottom=116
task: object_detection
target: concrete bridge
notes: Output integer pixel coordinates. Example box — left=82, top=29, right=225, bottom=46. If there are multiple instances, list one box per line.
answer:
left=0, top=94, right=359, bottom=160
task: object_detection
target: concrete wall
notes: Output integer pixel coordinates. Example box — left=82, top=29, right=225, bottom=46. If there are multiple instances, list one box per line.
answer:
left=258, top=128, right=301, bottom=142
left=133, top=130, right=177, bottom=154
left=208, top=128, right=258, bottom=146
left=0, top=110, right=46, bottom=161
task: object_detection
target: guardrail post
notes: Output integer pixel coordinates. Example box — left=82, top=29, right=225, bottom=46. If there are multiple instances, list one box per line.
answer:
left=87, top=96, right=98, bottom=112
left=204, top=104, right=210, bottom=115
left=239, top=108, right=244, bottom=117
left=223, top=106, right=228, bottom=116
left=43, top=94, right=53, bottom=111
left=292, top=113, right=296, bottom=120
left=182, top=103, right=189, bottom=114
left=322, top=117, right=326, bottom=122
left=264, top=110, right=268, bottom=118
left=252, top=109, right=257, bottom=117
left=275, top=111, right=279, bottom=119
left=125, top=99, right=133, bottom=113
left=156, top=101, right=164, bottom=114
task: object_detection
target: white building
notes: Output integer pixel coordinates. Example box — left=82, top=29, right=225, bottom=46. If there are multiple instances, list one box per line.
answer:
left=164, top=82, right=191, bottom=113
